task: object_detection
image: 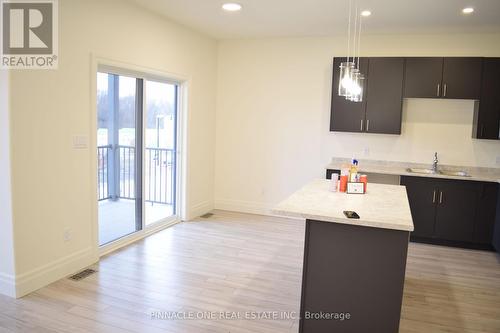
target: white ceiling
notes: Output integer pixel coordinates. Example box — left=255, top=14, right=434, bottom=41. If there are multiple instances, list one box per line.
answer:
left=130, top=0, right=500, bottom=39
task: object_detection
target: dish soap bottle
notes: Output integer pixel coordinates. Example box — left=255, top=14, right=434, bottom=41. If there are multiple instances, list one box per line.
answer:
left=349, top=159, right=359, bottom=182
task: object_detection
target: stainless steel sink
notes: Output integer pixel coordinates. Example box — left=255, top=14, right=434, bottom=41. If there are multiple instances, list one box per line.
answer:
left=406, top=168, right=438, bottom=175
left=406, top=168, right=470, bottom=177
left=439, top=170, right=471, bottom=177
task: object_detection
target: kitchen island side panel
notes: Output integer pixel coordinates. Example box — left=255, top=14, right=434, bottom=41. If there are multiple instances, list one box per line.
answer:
left=299, top=219, right=410, bottom=333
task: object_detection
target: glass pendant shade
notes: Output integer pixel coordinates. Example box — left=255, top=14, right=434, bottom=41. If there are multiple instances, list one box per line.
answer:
left=346, top=71, right=364, bottom=102
left=338, top=61, right=355, bottom=97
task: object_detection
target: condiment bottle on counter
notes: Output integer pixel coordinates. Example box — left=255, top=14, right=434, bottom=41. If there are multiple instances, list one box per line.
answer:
left=360, top=174, right=368, bottom=193
left=331, top=173, right=339, bottom=192
left=340, top=167, right=349, bottom=192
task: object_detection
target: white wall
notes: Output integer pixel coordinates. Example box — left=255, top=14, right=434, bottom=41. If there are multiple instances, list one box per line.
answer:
left=215, top=34, right=500, bottom=214
left=7, top=0, right=217, bottom=296
left=0, top=70, right=16, bottom=297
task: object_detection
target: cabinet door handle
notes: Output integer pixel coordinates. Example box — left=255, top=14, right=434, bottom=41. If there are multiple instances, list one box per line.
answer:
left=437, top=83, right=440, bottom=97
left=360, top=119, right=364, bottom=131
left=432, top=190, right=436, bottom=203
left=443, top=84, right=447, bottom=97
left=366, top=119, right=370, bottom=132
left=480, top=124, right=485, bottom=137
left=439, top=191, right=443, bottom=204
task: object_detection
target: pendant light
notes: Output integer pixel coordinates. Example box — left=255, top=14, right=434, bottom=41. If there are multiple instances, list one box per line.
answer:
left=347, top=3, right=364, bottom=102
left=338, top=0, right=355, bottom=97
left=338, top=0, right=366, bottom=102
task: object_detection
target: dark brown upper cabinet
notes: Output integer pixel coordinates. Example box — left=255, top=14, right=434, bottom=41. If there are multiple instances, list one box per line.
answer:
left=441, top=58, right=483, bottom=99
left=404, top=57, right=483, bottom=99
left=473, top=58, right=500, bottom=140
left=404, top=57, right=444, bottom=98
left=364, top=57, right=405, bottom=134
left=331, top=56, right=495, bottom=137
left=330, top=57, right=404, bottom=135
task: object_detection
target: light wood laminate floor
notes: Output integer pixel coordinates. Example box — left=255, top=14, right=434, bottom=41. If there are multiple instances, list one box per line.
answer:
left=0, top=210, right=499, bottom=332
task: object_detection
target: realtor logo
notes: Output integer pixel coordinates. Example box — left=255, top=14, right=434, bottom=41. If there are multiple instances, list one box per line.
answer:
left=1, top=0, right=58, bottom=69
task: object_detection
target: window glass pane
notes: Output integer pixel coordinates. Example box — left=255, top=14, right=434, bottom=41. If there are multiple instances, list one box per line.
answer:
left=145, top=80, right=177, bottom=226
left=97, top=72, right=141, bottom=246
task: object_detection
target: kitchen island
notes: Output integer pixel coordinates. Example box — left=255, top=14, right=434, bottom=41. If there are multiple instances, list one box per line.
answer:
left=273, top=179, right=414, bottom=333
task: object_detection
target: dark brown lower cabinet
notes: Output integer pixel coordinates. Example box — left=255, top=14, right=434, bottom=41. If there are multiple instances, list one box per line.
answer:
left=326, top=171, right=500, bottom=251
left=475, top=183, right=500, bottom=245
left=433, top=180, right=478, bottom=242
left=400, top=176, right=437, bottom=238
left=400, top=176, right=499, bottom=250
left=300, top=219, right=409, bottom=333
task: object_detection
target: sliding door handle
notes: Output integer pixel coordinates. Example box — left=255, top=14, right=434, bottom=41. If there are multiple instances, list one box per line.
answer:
left=432, top=190, right=436, bottom=203
left=439, top=191, right=443, bottom=204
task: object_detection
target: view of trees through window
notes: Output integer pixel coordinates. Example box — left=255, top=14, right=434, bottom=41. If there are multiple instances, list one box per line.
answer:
left=97, top=73, right=176, bottom=149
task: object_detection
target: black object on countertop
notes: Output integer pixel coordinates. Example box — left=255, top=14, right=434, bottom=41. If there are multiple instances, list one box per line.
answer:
left=343, top=210, right=360, bottom=219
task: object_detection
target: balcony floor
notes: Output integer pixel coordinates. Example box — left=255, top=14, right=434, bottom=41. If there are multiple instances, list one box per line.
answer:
left=98, top=199, right=173, bottom=245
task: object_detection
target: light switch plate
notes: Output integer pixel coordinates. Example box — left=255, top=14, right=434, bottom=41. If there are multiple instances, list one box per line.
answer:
left=72, top=135, right=88, bottom=149
left=63, top=228, right=72, bottom=242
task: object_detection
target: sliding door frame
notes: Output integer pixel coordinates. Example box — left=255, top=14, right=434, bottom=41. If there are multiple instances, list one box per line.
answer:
left=90, top=56, right=188, bottom=258
left=135, top=78, right=144, bottom=232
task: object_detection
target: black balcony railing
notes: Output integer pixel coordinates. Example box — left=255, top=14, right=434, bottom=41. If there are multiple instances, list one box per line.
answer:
left=97, top=145, right=111, bottom=201
left=97, top=145, right=175, bottom=205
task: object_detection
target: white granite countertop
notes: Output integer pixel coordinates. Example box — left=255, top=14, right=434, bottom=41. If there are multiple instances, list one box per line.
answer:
left=273, top=179, right=414, bottom=232
left=326, top=158, right=500, bottom=183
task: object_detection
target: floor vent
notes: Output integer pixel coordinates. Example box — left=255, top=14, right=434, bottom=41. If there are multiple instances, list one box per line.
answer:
left=200, top=213, right=214, bottom=218
left=69, top=269, right=97, bottom=281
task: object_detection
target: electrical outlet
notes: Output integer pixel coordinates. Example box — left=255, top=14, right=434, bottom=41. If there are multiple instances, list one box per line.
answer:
left=363, top=147, right=370, bottom=157
left=63, top=228, right=72, bottom=242
left=496, top=156, right=500, bottom=166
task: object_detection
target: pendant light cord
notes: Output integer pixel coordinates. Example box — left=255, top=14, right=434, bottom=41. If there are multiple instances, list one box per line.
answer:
left=357, top=8, right=362, bottom=70
left=352, top=0, right=358, bottom=68
left=346, top=0, right=352, bottom=63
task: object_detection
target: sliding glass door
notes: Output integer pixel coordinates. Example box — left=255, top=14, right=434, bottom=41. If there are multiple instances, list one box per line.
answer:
left=144, top=80, right=177, bottom=226
left=97, top=70, right=178, bottom=246
left=97, top=72, right=143, bottom=246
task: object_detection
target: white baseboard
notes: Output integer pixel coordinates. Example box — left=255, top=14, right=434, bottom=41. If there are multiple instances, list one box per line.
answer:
left=14, top=247, right=97, bottom=298
left=189, top=200, right=213, bottom=219
left=214, top=198, right=274, bottom=216
left=0, top=272, right=16, bottom=298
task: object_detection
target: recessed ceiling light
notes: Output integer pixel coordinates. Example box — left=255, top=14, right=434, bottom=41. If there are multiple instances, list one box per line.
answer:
left=361, top=10, right=372, bottom=17
left=462, top=7, right=474, bottom=14
left=222, top=3, right=242, bottom=12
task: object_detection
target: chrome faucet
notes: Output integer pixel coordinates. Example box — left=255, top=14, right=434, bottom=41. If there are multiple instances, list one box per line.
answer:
left=432, top=152, right=439, bottom=172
